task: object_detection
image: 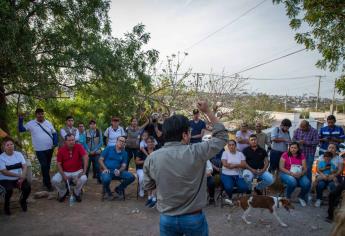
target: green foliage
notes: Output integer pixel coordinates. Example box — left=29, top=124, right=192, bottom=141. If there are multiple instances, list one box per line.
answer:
left=299, top=110, right=310, bottom=119
left=336, top=75, right=345, bottom=96
left=0, top=0, right=158, bottom=135
left=230, top=97, right=273, bottom=128
left=273, top=0, right=345, bottom=73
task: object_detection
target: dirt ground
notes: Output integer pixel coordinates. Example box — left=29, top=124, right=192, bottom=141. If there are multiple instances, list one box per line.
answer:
left=0, top=175, right=334, bottom=236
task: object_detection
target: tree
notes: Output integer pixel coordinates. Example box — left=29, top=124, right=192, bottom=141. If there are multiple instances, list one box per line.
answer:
left=149, top=52, right=194, bottom=115
left=0, top=0, right=109, bottom=132
left=0, top=1, right=158, bottom=133
left=273, top=0, right=345, bottom=73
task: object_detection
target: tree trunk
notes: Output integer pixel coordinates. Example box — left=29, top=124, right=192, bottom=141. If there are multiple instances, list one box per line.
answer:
left=0, top=78, right=9, bottom=134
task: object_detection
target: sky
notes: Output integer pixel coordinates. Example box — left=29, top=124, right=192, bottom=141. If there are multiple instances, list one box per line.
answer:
left=109, top=0, right=343, bottom=99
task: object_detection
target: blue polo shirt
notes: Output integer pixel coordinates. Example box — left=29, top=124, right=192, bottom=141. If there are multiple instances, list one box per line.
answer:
left=189, top=119, right=206, bottom=143
left=319, top=125, right=345, bottom=150
left=101, top=146, right=128, bottom=171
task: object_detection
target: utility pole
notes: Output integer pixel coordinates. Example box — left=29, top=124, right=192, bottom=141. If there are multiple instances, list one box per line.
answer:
left=331, top=79, right=337, bottom=115
left=284, top=93, right=287, bottom=112
left=315, top=75, right=322, bottom=111
left=195, top=73, right=200, bottom=93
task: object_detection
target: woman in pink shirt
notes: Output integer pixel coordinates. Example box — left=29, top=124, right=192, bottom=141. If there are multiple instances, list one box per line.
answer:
left=279, top=142, right=310, bottom=207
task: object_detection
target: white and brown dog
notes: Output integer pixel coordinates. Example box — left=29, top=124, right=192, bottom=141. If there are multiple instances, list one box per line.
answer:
left=237, top=195, right=294, bottom=227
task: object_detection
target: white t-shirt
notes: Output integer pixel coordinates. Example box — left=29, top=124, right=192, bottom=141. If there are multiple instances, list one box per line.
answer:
left=206, top=160, right=213, bottom=174
left=60, top=127, right=80, bottom=141
left=236, top=130, right=253, bottom=152
left=221, top=150, right=245, bottom=176
left=140, top=139, right=158, bottom=149
left=24, top=120, right=56, bottom=151
left=0, top=151, right=26, bottom=180
left=140, top=140, right=147, bottom=149
left=104, top=126, right=126, bottom=146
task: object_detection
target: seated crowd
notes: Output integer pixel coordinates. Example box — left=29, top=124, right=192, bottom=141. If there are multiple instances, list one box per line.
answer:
left=0, top=108, right=344, bottom=226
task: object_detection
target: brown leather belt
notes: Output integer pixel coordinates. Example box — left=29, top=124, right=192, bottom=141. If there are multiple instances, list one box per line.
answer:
left=181, top=209, right=202, bottom=216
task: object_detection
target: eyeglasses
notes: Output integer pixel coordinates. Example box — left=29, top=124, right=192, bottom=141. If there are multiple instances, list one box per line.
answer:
left=118, top=139, right=126, bottom=143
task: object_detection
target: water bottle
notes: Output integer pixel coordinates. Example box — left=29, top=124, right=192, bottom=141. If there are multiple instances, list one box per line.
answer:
left=69, top=194, right=75, bottom=206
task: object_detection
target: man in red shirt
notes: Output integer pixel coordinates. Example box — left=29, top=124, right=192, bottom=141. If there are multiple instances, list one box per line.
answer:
left=52, top=134, right=88, bottom=202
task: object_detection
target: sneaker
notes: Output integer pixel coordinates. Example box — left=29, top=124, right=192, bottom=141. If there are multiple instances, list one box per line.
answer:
left=224, top=198, right=233, bottom=205
left=139, top=190, right=144, bottom=198
left=254, top=188, right=263, bottom=195
left=115, top=187, right=124, bottom=199
left=308, top=194, right=312, bottom=202
left=104, top=194, right=114, bottom=201
left=47, top=186, right=54, bottom=192
left=20, top=199, right=28, bottom=212
left=148, top=199, right=157, bottom=208
left=209, top=198, right=215, bottom=205
left=58, top=190, right=69, bottom=202
left=145, top=199, right=153, bottom=207
left=325, top=216, right=333, bottom=223
left=4, top=203, right=11, bottom=215
left=298, top=198, right=307, bottom=207
left=315, top=199, right=321, bottom=208
left=74, top=194, right=82, bottom=202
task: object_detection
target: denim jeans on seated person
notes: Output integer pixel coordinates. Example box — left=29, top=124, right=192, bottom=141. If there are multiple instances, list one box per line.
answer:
left=280, top=172, right=311, bottom=200
left=160, top=211, right=208, bottom=236
left=221, top=174, right=249, bottom=198
left=100, top=171, right=135, bottom=196
left=242, top=169, right=274, bottom=191
left=316, top=179, right=336, bottom=200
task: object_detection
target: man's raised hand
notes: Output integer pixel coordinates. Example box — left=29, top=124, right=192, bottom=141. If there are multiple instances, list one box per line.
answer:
left=197, top=101, right=210, bottom=114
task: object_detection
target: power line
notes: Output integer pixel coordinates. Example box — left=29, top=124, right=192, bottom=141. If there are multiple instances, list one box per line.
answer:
left=160, top=72, right=322, bottom=81
left=229, top=48, right=307, bottom=76
left=246, top=75, right=317, bottom=81
left=184, top=0, right=267, bottom=51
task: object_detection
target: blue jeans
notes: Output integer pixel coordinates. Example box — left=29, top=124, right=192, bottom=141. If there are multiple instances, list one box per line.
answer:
left=316, top=180, right=336, bottom=200
left=125, top=148, right=138, bottom=171
left=221, top=174, right=249, bottom=198
left=207, top=176, right=215, bottom=199
left=305, top=154, right=315, bottom=183
left=160, top=212, right=208, bottom=236
left=36, top=149, right=54, bottom=189
left=87, top=154, right=100, bottom=180
left=269, top=150, right=283, bottom=172
left=243, top=170, right=274, bottom=190
left=101, top=171, right=135, bottom=195
left=280, top=172, right=311, bottom=200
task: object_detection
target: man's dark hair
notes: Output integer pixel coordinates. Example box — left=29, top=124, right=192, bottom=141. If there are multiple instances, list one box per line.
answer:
left=130, top=117, right=137, bottom=122
left=35, top=108, right=44, bottom=114
left=327, top=115, right=336, bottom=122
left=163, top=115, right=190, bottom=142
left=64, top=133, right=75, bottom=140
left=228, top=139, right=237, bottom=146
left=66, top=116, right=74, bottom=121
left=117, top=135, right=126, bottom=141
left=147, top=136, right=156, bottom=143
left=281, top=119, right=292, bottom=127
left=89, top=120, right=96, bottom=124
left=249, top=134, right=257, bottom=139
left=323, top=151, right=333, bottom=158
left=192, top=109, right=199, bottom=115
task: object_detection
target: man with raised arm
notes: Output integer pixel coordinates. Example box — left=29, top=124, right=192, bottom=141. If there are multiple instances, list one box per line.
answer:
left=143, top=101, right=228, bottom=236
left=18, top=108, right=58, bottom=191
